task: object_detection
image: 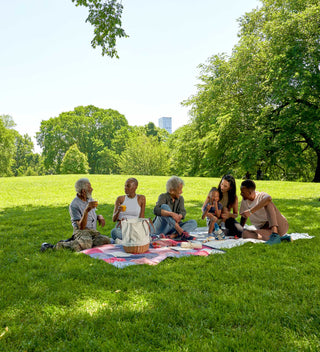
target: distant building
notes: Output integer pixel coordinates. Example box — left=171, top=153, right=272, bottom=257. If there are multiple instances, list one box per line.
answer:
left=158, top=117, right=172, bottom=134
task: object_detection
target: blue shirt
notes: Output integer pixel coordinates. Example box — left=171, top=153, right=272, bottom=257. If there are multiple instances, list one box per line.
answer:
left=204, top=202, right=223, bottom=215
left=69, top=196, right=97, bottom=231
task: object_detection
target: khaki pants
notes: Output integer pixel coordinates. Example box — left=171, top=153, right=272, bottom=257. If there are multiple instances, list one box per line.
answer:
left=55, top=229, right=110, bottom=252
left=244, top=202, right=289, bottom=241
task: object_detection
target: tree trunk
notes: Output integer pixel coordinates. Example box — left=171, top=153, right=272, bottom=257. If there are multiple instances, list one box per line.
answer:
left=312, top=150, right=320, bottom=182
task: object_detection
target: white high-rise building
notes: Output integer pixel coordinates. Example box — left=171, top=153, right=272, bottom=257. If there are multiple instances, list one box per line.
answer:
left=158, top=117, right=172, bottom=134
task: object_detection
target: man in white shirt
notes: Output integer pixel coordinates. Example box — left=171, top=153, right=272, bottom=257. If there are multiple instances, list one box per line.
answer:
left=239, top=179, right=290, bottom=245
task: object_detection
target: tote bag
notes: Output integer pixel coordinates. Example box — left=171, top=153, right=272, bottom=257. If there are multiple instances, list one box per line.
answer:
left=120, top=218, right=153, bottom=254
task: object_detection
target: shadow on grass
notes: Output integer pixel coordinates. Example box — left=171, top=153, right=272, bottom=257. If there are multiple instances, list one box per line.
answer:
left=1, top=199, right=320, bottom=350
left=1, top=196, right=318, bottom=255
left=266, top=198, right=320, bottom=234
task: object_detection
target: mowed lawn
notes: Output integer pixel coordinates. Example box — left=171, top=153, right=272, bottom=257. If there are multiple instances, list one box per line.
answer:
left=0, top=175, right=319, bottom=351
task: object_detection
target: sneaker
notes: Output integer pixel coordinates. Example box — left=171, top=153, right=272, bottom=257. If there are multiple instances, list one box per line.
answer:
left=180, top=231, right=196, bottom=241
left=265, top=233, right=281, bottom=245
left=214, top=228, right=225, bottom=240
left=40, top=242, right=54, bottom=252
left=215, top=233, right=226, bottom=240
left=280, top=234, right=292, bottom=242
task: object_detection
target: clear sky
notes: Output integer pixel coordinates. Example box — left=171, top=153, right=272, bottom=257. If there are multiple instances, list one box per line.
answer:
left=0, top=0, right=260, bottom=151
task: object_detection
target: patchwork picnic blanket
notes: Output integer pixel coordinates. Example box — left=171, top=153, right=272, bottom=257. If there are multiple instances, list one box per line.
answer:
left=81, top=227, right=313, bottom=268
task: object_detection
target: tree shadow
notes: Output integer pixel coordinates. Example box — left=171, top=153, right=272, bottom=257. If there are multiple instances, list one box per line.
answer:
left=273, top=198, right=320, bottom=233
left=1, top=199, right=319, bottom=350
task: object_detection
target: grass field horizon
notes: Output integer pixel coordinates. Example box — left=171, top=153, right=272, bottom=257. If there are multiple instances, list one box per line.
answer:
left=1, top=175, right=319, bottom=351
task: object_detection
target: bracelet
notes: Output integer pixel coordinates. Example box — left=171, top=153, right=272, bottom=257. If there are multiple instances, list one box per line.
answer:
left=249, top=209, right=252, bottom=214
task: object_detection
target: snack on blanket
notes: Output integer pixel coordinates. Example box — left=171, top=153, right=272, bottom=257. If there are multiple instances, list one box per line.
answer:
left=151, top=238, right=178, bottom=248
left=203, top=236, right=215, bottom=243
left=180, top=242, right=202, bottom=249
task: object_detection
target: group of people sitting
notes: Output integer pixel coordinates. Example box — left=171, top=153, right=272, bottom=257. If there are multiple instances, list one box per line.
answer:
left=200, top=175, right=290, bottom=244
left=41, top=174, right=291, bottom=252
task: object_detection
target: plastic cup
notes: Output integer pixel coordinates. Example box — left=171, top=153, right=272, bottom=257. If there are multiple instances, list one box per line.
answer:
left=120, top=205, right=126, bottom=212
left=89, top=200, right=98, bottom=208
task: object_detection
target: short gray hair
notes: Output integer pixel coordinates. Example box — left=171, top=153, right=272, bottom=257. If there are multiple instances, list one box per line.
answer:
left=166, top=176, right=184, bottom=192
left=75, top=178, right=90, bottom=193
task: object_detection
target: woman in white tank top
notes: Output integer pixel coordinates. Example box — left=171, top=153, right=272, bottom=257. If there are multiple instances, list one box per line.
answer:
left=111, top=178, right=146, bottom=240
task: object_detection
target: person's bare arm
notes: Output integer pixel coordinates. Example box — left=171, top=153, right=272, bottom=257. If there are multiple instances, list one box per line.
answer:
left=202, top=204, right=211, bottom=219
left=221, top=197, right=239, bottom=220
left=97, top=215, right=105, bottom=227
left=214, top=201, right=222, bottom=218
left=250, top=195, right=272, bottom=214
left=78, top=201, right=97, bottom=230
left=202, top=195, right=212, bottom=219
left=138, top=195, right=146, bottom=218
left=112, top=196, right=125, bottom=222
left=241, top=195, right=272, bottom=219
left=160, top=208, right=182, bottom=222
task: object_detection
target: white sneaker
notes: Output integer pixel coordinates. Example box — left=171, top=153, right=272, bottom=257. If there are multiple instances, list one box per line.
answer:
left=214, top=228, right=225, bottom=240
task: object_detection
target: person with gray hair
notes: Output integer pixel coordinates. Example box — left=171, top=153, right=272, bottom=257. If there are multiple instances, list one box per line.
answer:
left=41, top=178, right=111, bottom=252
left=75, top=178, right=91, bottom=194
left=153, top=176, right=197, bottom=241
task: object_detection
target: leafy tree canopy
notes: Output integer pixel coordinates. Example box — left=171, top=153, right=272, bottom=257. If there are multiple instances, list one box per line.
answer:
left=0, top=114, right=16, bottom=129
left=36, top=105, right=128, bottom=174
left=0, top=118, right=15, bottom=176
left=184, top=0, right=320, bottom=181
left=133, top=122, right=170, bottom=142
left=0, top=115, right=44, bottom=177
left=72, top=0, right=128, bottom=58
left=61, top=144, right=89, bottom=174
left=119, top=133, right=169, bottom=176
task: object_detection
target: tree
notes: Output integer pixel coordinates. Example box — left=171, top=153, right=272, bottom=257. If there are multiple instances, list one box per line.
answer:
left=96, top=147, right=119, bottom=174
left=235, top=0, right=320, bottom=181
left=0, top=115, right=43, bottom=177
left=61, top=144, right=89, bottom=174
left=133, top=122, right=170, bottom=142
left=12, top=132, right=42, bottom=176
left=0, top=114, right=16, bottom=129
left=184, top=0, right=320, bottom=181
left=72, top=0, right=128, bottom=58
left=168, top=124, right=204, bottom=177
left=119, top=134, right=169, bottom=176
left=36, top=105, right=128, bottom=174
left=0, top=119, right=15, bottom=176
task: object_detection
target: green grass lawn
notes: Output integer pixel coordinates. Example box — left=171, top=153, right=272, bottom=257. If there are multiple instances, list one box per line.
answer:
left=0, top=175, right=319, bottom=351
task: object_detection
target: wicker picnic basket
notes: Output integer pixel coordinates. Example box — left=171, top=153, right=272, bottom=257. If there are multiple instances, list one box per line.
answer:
left=121, top=218, right=152, bottom=254
left=123, top=242, right=150, bottom=254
